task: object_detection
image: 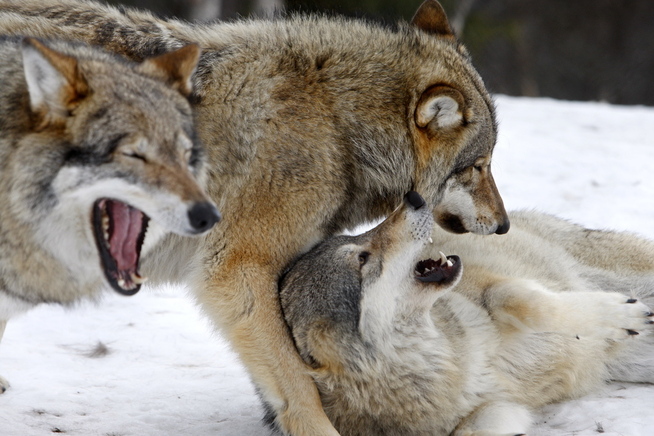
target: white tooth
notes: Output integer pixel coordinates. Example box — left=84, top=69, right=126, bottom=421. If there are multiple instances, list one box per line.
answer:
left=439, top=251, right=448, bottom=265
left=102, top=215, right=110, bottom=241
left=428, top=237, right=433, bottom=244
left=117, top=278, right=126, bottom=289
left=446, top=259, right=454, bottom=267
left=131, top=272, right=148, bottom=285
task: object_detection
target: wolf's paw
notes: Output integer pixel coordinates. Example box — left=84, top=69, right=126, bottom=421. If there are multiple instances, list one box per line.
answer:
left=582, top=293, right=654, bottom=340
left=0, top=374, right=9, bottom=393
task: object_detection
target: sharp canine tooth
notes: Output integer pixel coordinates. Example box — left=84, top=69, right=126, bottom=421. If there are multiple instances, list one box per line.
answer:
left=446, top=259, right=454, bottom=267
left=117, top=278, right=126, bottom=289
left=439, top=251, right=448, bottom=265
left=428, top=237, right=433, bottom=244
left=131, top=272, right=148, bottom=285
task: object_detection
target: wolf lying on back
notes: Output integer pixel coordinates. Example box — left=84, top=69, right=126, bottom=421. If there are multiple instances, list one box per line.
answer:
left=281, top=193, right=654, bottom=435
left=0, top=2, right=510, bottom=433
left=0, top=37, right=220, bottom=392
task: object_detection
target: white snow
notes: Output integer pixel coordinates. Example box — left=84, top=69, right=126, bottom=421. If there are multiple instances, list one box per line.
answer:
left=1, top=95, right=654, bottom=435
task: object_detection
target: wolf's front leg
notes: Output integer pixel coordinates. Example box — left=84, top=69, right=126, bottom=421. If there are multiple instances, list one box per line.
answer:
left=483, top=279, right=654, bottom=339
left=453, top=400, right=531, bottom=436
left=0, top=320, right=9, bottom=393
left=195, top=263, right=339, bottom=436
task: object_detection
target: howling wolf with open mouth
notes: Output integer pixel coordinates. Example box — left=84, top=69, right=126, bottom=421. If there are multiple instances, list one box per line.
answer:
left=0, top=37, right=220, bottom=392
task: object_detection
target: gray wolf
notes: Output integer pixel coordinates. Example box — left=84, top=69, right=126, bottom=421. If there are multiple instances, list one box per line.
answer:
left=0, top=2, right=510, bottom=433
left=0, top=37, right=219, bottom=393
left=281, top=192, right=654, bottom=435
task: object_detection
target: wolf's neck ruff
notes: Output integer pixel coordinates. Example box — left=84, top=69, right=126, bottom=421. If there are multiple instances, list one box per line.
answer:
left=93, top=199, right=149, bottom=296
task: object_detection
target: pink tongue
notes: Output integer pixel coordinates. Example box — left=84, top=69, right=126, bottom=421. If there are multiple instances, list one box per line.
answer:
left=108, top=201, right=143, bottom=272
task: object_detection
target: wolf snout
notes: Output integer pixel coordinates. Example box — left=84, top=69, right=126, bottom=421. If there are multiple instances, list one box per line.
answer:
left=187, top=201, right=221, bottom=234
left=495, top=218, right=510, bottom=235
left=405, top=191, right=426, bottom=210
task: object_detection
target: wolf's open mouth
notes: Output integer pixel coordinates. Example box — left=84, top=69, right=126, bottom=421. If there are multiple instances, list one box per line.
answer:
left=414, top=253, right=461, bottom=285
left=92, top=199, right=150, bottom=296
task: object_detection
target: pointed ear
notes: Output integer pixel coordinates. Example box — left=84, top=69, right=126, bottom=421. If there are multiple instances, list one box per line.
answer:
left=411, top=0, right=455, bottom=39
left=22, top=37, right=88, bottom=124
left=138, top=44, right=200, bottom=96
left=415, top=85, right=466, bottom=129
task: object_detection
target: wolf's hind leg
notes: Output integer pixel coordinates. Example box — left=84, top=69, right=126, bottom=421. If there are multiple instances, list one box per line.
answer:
left=452, top=400, right=531, bottom=436
left=0, top=320, right=9, bottom=393
left=484, top=279, right=654, bottom=340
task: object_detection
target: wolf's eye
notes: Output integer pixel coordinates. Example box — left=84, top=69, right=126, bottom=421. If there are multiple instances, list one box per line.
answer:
left=358, top=252, right=370, bottom=267
left=122, top=151, right=146, bottom=162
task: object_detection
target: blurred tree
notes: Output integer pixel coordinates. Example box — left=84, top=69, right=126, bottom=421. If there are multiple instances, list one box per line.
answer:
left=449, top=0, right=476, bottom=35
left=254, top=0, right=284, bottom=18
left=187, top=0, right=221, bottom=22
left=441, top=0, right=654, bottom=105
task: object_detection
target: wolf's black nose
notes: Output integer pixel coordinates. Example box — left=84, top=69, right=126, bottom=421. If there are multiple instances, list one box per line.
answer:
left=188, top=202, right=221, bottom=233
left=495, top=218, right=510, bottom=235
left=405, top=191, right=426, bottom=210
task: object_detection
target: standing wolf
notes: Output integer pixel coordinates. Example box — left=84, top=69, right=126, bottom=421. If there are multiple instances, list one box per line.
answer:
left=281, top=193, right=654, bottom=435
left=0, top=1, right=510, bottom=433
left=0, top=37, right=220, bottom=392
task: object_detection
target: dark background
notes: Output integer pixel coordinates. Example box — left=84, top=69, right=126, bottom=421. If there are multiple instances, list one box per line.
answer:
left=108, top=0, right=654, bottom=106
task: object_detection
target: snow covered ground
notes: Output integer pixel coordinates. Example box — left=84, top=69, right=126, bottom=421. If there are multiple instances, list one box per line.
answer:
left=1, top=95, right=654, bottom=436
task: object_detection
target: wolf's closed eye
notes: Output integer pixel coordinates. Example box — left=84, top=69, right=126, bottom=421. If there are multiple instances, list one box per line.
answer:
left=122, top=151, right=146, bottom=162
